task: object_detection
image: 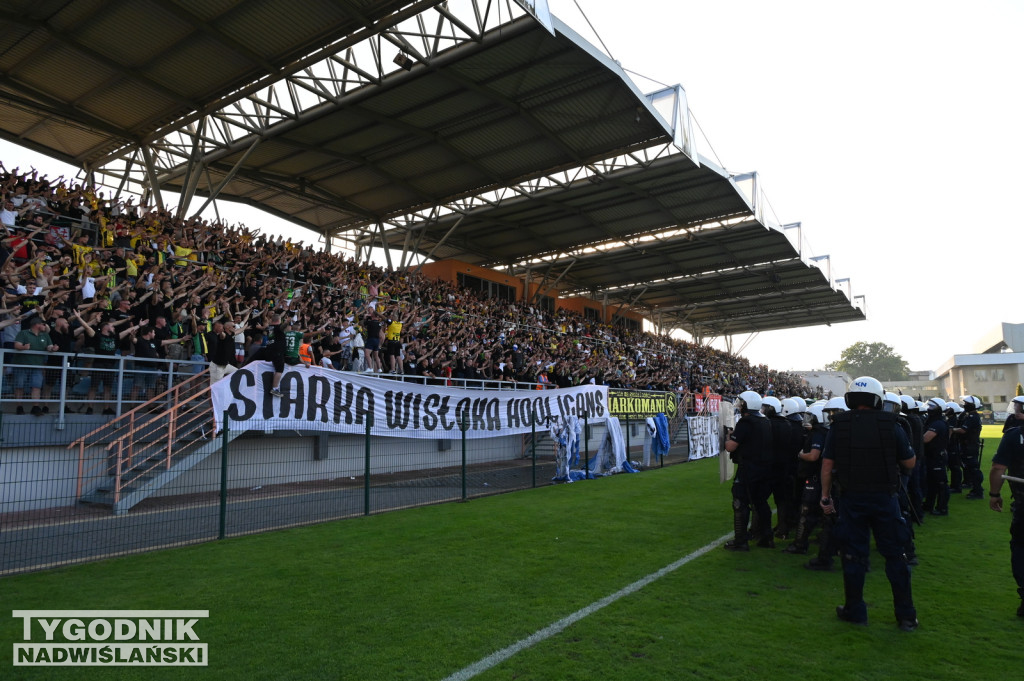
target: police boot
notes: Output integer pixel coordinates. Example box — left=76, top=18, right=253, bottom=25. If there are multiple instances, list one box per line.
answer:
left=773, top=501, right=793, bottom=539
left=724, top=500, right=750, bottom=551
left=747, top=514, right=761, bottom=541
left=783, top=510, right=811, bottom=554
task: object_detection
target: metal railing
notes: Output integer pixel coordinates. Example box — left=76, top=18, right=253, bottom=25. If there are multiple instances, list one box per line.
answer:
left=69, top=370, right=213, bottom=506
left=0, top=348, right=207, bottom=423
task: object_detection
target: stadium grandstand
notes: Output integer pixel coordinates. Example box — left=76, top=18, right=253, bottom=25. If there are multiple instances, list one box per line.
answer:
left=0, top=0, right=864, bottom=571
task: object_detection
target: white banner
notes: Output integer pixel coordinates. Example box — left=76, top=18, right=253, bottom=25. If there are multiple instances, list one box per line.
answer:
left=211, top=362, right=609, bottom=439
left=685, top=415, right=720, bottom=460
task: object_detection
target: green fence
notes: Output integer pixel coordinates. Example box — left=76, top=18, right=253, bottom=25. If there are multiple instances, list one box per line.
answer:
left=0, top=409, right=691, bottom=575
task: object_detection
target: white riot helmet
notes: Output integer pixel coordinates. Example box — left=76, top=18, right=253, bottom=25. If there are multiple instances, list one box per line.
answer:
left=882, top=391, right=903, bottom=414
left=738, top=390, right=762, bottom=412
left=900, top=395, right=917, bottom=413
left=761, top=396, right=782, bottom=416
left=807, top=403, right=827, bottom=426
left=949, top=402, right=963, bottom=415
left=1012, top=396, right=1024, bottom=415
left=961, top=395, right=981, bottom=410
left=845, top=376, right=884, bottom=410
left=926, top=397, right=946, bottom=413
left=824, top=396, right=848, bottom=414
left=915, top=400, right=926, bottom=412
left=780, top=398, right=801, bottom=416
left=791, top=397, right=809, bottom=413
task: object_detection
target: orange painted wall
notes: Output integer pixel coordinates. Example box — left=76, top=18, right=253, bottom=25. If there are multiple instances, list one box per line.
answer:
left=418, top=260, right=524, bottom=299
left=416, top=259, right=643, bottom=325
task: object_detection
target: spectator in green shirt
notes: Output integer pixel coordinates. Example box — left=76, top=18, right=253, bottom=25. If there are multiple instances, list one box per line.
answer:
left=13, top=316, right=58, bottom=415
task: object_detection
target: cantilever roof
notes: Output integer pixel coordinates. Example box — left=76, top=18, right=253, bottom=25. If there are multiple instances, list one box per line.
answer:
left=375, top=151, right=865, bottom=335
left=151, top=14, right=674, bottom=233
left=0, top=1, right=863, bottom=337
left=0, top=0, right=435, bottom=165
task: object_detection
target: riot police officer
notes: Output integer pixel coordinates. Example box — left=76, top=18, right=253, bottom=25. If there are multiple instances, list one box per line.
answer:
left=723, top=391, right=774, bottom=551
left=763, top=396, right=799, bottom=544
left=900, top=395, right=925, bottom=520
left=806, top=397, right=848, bottom=571
left=988, top=425, right=1024, bottom=617
left=820, top=376, right=918, bottom=631
left=779, top=398, right=808, bottom=537
left=886, top=392, right=920, bottom=562
left=784, top=402, right=829, bottom=555
left=956, top=396, right=984, bottom=499
left=946, top=402, right=965, bottom=493
left=1003, top=396, right=1024, bottom=432
left=922, top=398, right=951, bottom=516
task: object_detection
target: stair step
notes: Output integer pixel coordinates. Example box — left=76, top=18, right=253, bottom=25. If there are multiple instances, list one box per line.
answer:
left=80, top=427, right=238, bottom=512
left=79, top=493, right=113, bottom=505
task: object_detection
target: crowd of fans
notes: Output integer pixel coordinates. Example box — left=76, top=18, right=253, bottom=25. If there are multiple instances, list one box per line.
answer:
left=0, top=162, right=823, bottom=416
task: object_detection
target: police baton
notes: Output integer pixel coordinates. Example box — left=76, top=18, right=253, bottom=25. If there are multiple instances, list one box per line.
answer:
left=1002, top=474, right=1024, bottom=484
left=899, top=475, right=922, bottom=526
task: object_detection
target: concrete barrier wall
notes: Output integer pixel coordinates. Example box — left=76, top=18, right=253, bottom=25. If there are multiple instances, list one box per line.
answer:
left=0, top=423, right=614, bottom=512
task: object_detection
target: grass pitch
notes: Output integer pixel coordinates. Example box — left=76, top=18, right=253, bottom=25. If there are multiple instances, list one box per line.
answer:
left=1, top=427, right=1021, bottom=680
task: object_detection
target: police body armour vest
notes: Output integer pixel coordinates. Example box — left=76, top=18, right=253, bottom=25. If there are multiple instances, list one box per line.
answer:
left=736, top=413, right=774, bottom=465
left=1006, top=427, right=1024, bottom=499
left=797, top=424, right=828, bottom=478
left=768, top=415, right=794, bottom=465
left=830, top=410, right=901, bottom=494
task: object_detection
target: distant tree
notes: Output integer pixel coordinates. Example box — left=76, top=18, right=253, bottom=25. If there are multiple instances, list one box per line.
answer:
left=824, top=341, right=909, bottom=381
left=1017, top=383, right=1023, bottom=397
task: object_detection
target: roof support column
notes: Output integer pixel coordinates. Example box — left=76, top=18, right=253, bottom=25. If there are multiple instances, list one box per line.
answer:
left=377, top=222, right=393, bottom=271
left=398, top=228, right=413, bottom=269
left=83, top=166, right=96, bottom=194
left=176, top=117, right=208, bottom=217
left=140, top=144, right=164, bottom=212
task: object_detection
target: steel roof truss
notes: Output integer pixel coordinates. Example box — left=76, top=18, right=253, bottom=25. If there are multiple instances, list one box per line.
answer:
left=92, top=0, right=532, bottom=193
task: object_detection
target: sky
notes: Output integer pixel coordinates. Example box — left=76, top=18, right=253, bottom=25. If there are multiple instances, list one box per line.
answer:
left=1, top=0, right=1021, bottom=375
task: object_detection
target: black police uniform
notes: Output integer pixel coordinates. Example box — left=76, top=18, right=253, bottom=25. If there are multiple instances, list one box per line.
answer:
left=894, top=412, right=921, bottom=561
left=824, top=410, right=916, bottom=626
left=779, top=413, right=806, bottom=536
left=903, top=408, right=925, bottom=520
left=725, top=411, right=774, bottom=550
left=785, top=421, right=828, bottom=554
left=992, top=427, right=1024, bottom=611
left=947, top=410, right=964, bottom=492
left=767, top=413, right=798, bottom=540
left=960, top=407, right=984, bottom=498
left=922, top=411, right=950, bottom=515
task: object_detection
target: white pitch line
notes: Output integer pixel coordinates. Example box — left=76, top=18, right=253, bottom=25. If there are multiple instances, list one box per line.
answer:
left=441, top=531, right=733, bottom=681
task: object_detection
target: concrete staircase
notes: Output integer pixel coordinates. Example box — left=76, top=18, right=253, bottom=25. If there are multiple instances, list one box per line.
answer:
left=70, top=370, right=232, bottom=515
left=79, top=425, right=243, bottom=513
